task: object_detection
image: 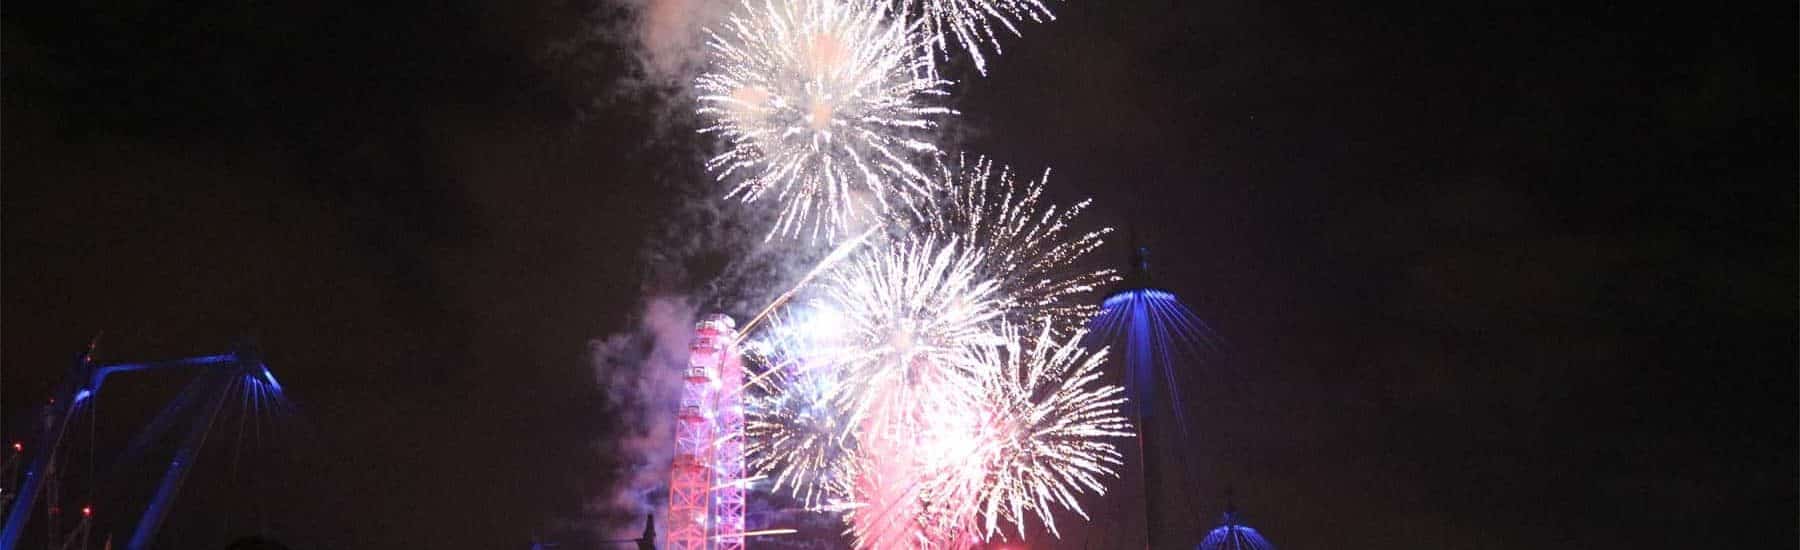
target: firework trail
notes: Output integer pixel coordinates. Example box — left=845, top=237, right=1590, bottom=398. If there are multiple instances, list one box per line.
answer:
left=736, top=223, right=884, bottom=343
left=897, top=0, right=1057, bottom=75
left=911, top=154, right=1117, bottom=337
left=698, top=0, right=956, bottom=242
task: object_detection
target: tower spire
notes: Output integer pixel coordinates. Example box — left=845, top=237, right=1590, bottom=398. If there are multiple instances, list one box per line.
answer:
left=1224, top=485, right=1238, bottom=525
left=1122, top=226, right=1152, bottom=290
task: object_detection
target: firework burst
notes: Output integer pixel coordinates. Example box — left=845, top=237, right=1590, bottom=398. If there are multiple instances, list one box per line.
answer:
left=817, top=235, right=1003, bottom=431
left=698, top=0, right=955, bottom=241
left=927, top=323, right=1133, bottom=541
left=741, top=236, right=1132, bottom=546
left=911, top=155, right=1117, bottom=336
left=744, top=313, right=860, bottom=509
left=897, top=0, right=1057, bottom=75
left=813, top=235, right=1003, bottom=548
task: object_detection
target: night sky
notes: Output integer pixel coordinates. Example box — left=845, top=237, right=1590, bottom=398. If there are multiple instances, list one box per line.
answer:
left=3, top=0, right=1793, bottom=549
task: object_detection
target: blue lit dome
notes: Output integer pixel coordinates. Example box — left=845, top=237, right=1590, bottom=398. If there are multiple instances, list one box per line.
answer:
left=1196, top=511, right=1275, bottom=550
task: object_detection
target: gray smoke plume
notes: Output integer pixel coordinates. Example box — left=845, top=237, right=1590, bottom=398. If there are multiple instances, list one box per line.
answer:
left=587, top=295, right=696, bottom=541
left=562, top=0, right=734, bottom=126
left=620, top=0, right=728, bottom=87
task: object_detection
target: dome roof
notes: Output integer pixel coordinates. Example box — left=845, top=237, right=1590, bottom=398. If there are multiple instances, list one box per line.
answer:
left=1196, top=511, right=1275, bottom=550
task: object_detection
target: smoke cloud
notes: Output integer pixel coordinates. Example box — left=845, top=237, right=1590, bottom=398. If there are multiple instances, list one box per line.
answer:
left=595, top=0, right=734, bottom=99
left=587, top=295, right=697, bottom=540
left=630, top=0, right=722, bottom=85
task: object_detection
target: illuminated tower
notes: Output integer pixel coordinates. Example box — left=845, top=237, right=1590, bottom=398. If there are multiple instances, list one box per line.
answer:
left=1197, top=494, right=1275, bottom=550
left=1198, top=516, right=1275, bottom=550
left=712, top=315, right=747, bottom=550
left=1090, top=245, right=1215, bottom=548
left=666, top=314, right=747, bottom=550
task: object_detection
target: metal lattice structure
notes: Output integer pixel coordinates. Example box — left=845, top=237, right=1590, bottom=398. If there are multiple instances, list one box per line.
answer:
left=1, top=342, right=289, bottom=550
left=712, top=317, right=747, bottom=550
left=666, top=314, right=746, bottom=550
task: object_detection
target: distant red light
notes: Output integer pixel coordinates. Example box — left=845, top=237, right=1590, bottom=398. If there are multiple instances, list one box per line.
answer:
left=11, top=442, right=21, bottom=452
left=81, top=506, right=91, bottom=517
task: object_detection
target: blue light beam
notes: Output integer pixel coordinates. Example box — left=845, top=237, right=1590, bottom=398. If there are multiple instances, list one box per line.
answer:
left=1198, top=512, right=1275, bottom=550
left=1087, top=287, right=1218, bottom=435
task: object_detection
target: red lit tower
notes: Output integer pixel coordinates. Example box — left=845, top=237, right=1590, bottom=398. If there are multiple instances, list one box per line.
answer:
left=711, top=316, right=747, bottom=550
left=666, top=314, right=747, bottom=550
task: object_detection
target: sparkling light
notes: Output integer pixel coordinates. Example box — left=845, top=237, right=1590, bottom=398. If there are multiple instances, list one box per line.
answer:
left=922, top=323, right=1132, bottom=541
left=698, top=0, right=956, bottom=241
left=817, top=236, right=1002, bottom=431
left=897, top=0, right=1057, bottom=75
left=912, top=154, right=1117, bottom=337
left=738, top=232, right=1132, bottom=547
left=806, top=235, right=1006, bottom=548
left=744, top=313, right=860, bottom=509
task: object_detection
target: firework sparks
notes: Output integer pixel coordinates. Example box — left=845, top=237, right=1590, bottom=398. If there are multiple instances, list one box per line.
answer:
left=730, top=528, right=802, bottom=539
left=817, top=236, right=1003, bottom=431
left=698, top=0, right=955, bottom=241
left=912, top=155, right=1118, bottom=336
left=740, top=226, right=1125, bottom=546
left=929, top=323, right=1133, bottom=541
left=847, top=429, right=936, bottom=549
left=898, top=0, right=1057, bottom=75
left=670, top=0, right=1136, bottom=546
left=744, top=312, right=860, bottom=509
left=809, top=235, right=1004, bottom=548
left=735, top=224, right=884, bottom=344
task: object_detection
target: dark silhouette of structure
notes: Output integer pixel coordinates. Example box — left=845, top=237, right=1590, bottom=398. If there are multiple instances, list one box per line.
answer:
left=1090, top=243, right=1218, bottom=548
left=594, top=513, right=656, bottom=549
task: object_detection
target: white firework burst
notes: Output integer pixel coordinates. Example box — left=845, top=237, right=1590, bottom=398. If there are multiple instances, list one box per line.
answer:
left=898, top=0, right=1058, bottom=75
left=815, top=235, right=1003, bottom=432
left=744, top=316, right=860, bottom=509
left=912, top=154, right=1117, bottom=336
left=698, top=0, right=956, bottom=242
left=924, top=323, right=1133, bottom=541
left=751, top=240, right=1129, bottom=546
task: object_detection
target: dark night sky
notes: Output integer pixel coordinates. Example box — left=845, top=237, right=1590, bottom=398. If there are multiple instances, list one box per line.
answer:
left=3, top=0, right=1793, bottom=548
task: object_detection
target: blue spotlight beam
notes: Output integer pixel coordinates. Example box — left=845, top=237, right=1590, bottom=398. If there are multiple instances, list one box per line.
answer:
left=1199, top=511, right=1276, bottom=550
left=1088, top=288, right=1218, bottom=435
left=1089, top=285, right=1218, bottom=550
left=126, top=372, right=236, bottom=550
